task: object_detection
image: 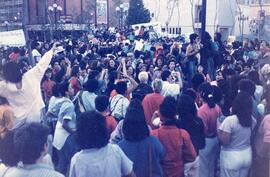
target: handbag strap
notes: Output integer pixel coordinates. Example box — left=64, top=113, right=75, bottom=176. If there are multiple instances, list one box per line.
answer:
left=78, top=91, right=86, bottom=112
left=109, top=96, right=123, bottom=115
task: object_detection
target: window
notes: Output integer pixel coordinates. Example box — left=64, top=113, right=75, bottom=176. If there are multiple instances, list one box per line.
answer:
left=194, top=5, right=202, bottom=23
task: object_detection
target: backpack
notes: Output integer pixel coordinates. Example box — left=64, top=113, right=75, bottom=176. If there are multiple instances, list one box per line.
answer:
left=73, top=91, right=86, bottom=117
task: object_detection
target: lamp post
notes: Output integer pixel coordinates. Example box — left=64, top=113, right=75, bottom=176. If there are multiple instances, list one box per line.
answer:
left=48, top=3, right=62, bottom=39
left=115, top=4, right=128, bottom=30
left=238, top=13, right=249, bottom=42
left=4, top=21, right=9, bottom=31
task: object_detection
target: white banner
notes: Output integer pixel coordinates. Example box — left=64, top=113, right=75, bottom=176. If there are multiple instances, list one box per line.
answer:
left=132, top=22, right=162, bottom=35
left=0, top=29, right=26, bottom=46
left=96, top=0, right=108, bottom=25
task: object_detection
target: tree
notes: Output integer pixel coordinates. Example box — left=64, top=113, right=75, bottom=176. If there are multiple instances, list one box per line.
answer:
left=126, top=0, right=151, bottom=26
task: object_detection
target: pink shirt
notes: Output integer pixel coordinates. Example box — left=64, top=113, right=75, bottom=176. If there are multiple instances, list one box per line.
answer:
left=255, top=115, right=270, bottom=158
left=198, top=103, right=222, bottom=137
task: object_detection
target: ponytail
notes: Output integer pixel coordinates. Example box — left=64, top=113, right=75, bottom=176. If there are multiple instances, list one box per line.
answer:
left=203, top=93, right=215, bottom=108
left=199, top=82, right=216, bottom=109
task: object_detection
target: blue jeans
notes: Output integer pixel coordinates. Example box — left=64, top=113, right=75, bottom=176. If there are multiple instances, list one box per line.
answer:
left=56, top=134, right=78, bottom=175
left=187, top=60, right=197, bottom=81
left=206, top=57, right=215, bottom=80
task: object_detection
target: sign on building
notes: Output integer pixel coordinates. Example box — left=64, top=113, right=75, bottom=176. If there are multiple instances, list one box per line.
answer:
left=0, top=29, right=26, bottom=46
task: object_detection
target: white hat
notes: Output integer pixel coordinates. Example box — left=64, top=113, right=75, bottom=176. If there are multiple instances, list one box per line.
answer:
left=56, top=46, right=65, bottom=53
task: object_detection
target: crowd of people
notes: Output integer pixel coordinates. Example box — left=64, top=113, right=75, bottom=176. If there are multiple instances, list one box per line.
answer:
left=0, top=25, right=270, bottom=177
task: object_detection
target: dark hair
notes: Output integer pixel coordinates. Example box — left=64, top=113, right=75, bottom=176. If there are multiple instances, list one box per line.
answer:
left=204, top=31, right=212, bottom=40
left=19, top=48, right=26, bottom=56
left=159, top=96, right=177, bottom=120
left=232, top=91, right=253, bottom=127
left=189, top=33, right=198, bottom=44
left=0, top=131, right=20, bottom=166
left=95, top=95, right=109, bottom=112
left=84, top=79, right=99, bottom=93
left=3, top=62, right=22, bottom=83
left=14, top=123, right=50, bottom=164
left=161, top=70, right=171, bottom=81
left=76, top=111, right=109, bottom=149
left=88, top=70, right=100, bottom=80
left=65, top=44, right=72, bottom=52
left=155, top=55, right=165, bottom=67
left=54, top=67, right=66, bottom=83
left=115, top=81, right=127, bottom=95
left=127, top=99, right=144, bottom=112
left=182, top=89, right=197, bottom=102
left=58, top=80, right=69, bottom=96
left=51, top=83, right=60, bottom=97
left=191, top=74, right=205, bottom=91
left=123, top=101, right=149, bottom=141
left=212, top=85, right=223, bottom=104
left=198, top=82, right=215, bottom=108
left=224, top=68, right=236, bottom=77
left=177, top=94, right=197, bottom=118
left=42, top=68, right=53, bottom=81
left=13, top=47, right=20, bottom=53
left=238, top=79, right=256, bottom=97
left=248, top=71, right=261, bottom=85
left=168, top=59, right=176, bottom=66
left=32, top=41, right=40, bottom=49
left=71, top=65, right=80, bottom=77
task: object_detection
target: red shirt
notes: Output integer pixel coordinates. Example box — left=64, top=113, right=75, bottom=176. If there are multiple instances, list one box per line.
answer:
left=105, top=115, right=117, bottom=135
left=41, top=79, right=55, bottom=103
left=152, top=125, right=197, bottom=177
left=142, top=93, right=164, bottom=129
left=9, top=52, right=19, bottom=62
left=70, top=76, right=81, bottom=95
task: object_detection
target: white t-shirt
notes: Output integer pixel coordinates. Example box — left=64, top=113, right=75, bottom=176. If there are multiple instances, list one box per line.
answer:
left=0, top=166, right=26, bottom=177
left=69, top=144, right=133, bottom=177
left=110, top=94, right=129, bottom=120
left=32, top=49, right=42, bottom=62
left=74, top=91, right=97, bottom=112
left=254, top=85, right=263, bottom=103
left=0, top=50, right=54, bottom=127
left=219, top=115, right=256, bottom=151
left=161, top=81, right=180, bottom=97
left=53, top=98, right=76, bottom=150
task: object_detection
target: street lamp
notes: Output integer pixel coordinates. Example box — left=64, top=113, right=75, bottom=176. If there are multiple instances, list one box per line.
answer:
left=48, top=3, right=62, bottom=39
left=4, top=21, right=9, bottom=31
left=115, top=3, right=128, bottom=29
left=238, top=13, right=249, bottom=42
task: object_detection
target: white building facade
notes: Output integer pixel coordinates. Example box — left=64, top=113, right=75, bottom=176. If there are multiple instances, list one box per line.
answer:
left=144, top=0, right=238, bottom=39
left=144, top=0, right=270, bottom=41
left=236, top=0, right=270, bottom=42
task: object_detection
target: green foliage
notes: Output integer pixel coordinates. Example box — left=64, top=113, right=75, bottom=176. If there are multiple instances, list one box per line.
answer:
left=126, top=0, right=151, bottom=26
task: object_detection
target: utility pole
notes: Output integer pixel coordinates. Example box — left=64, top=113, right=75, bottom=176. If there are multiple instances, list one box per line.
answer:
left=107, top=0, right=109, bottom=28
left=81, top=0, right=83, bottom=24
left=201, top=0, right=207, bottom=42
left=23, top=0, right=34, bottom=66
left=95, top=0, right=97, bottom=27
left=200, top=0, right=207, bottom=64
